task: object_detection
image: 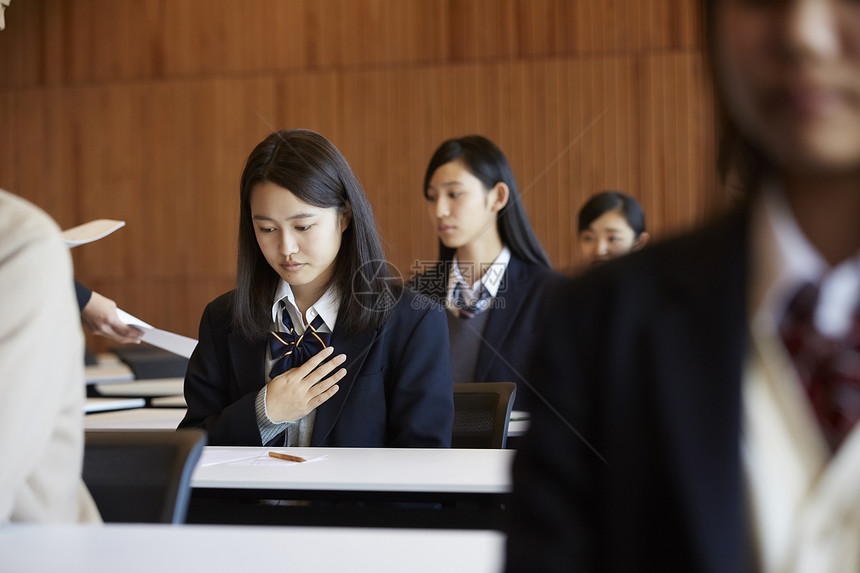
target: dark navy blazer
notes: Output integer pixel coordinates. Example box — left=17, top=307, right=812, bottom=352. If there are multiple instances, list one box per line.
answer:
left=506, top=208, right=752, bottom=573
left=410, top=255, right=564, bottom=411
left=179, top=288, right=454, bottom=447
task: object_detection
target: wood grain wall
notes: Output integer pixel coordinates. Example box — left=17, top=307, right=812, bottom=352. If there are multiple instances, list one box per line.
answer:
left=0, top=0, right=719, bottom=349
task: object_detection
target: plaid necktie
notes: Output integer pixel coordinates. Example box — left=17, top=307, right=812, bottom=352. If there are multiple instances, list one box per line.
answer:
left=779, top=282, right=860, bottom=452
left=268, top=301, right=331, bottom=378
left=452, top=280, right=492, bottom=319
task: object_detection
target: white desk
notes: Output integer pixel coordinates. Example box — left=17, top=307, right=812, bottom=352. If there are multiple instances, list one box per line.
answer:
left=189, top=447, right=513, bottom=528
left=193, top=446, right=513, bottom=494
left=84, top=397, right=146, bottom=413
left=508, top=410, right=530, bottom=437
left=84, top=362, right=134, bottom=384
left=92, top=377, right=184, bottom=397
left=84, top=407, right=185, bottom=430
left=150, top=394, right=186, bottom=407
left=0, top=524, right=505, bottom=573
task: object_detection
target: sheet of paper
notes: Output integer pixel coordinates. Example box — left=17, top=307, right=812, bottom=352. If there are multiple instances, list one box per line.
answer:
left=62, top=219, right=126, bottom=247
left=116, top=309, right=198, bottom=359
left=197, top=448, right=262, bottom=467
left=197, top=449, right=328, bottom=467
left=244, top=451, right=328, bottom=466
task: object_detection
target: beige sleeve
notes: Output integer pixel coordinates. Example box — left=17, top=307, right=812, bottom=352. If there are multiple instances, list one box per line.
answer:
left=0, top=190, right=100, bottom=523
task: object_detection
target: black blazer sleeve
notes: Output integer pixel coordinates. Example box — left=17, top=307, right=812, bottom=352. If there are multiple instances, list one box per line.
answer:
left=506, top=210, right=752, bottom=572
left=74, top=280, right=92, bottom=312
left=179, top=293, right=265, bottom=445
left=382, top=289, right=454, bottom=447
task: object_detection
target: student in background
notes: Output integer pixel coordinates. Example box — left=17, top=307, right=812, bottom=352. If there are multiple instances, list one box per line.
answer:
left=577, top=190, right=649, bottom=267
left=410, top=135, right=562, bottom=411
left=0, top=190, right=100, bottom=522
left=507, top=0, right=860, bottom=571
left=180, top=129, right=454, bottom=447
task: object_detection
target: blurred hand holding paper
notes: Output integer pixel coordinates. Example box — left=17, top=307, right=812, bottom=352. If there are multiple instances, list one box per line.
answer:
left=116, top=309, right=198, bottom=358
left=62, top=219, right=126, bottom=247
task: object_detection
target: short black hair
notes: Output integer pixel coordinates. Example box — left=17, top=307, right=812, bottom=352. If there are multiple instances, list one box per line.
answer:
left=577, top=191, right=647, bottom=237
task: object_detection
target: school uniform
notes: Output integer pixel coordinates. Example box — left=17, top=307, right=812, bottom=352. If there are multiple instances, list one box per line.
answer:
left=179, top=286, right=454, bottom=448
left=505, top=188, right=860, bottom=572
left=410, top=251, right=564, bottom=411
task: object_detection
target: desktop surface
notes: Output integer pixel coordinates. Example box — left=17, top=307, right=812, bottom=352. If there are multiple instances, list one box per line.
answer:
left=0, top=523, right=506, bottom=573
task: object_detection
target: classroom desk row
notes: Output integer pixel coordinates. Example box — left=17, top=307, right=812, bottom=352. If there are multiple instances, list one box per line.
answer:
left=188, top=446, right=514, bottom=528
left=83, top=406, right=517, bottom=528
left=0, top=524, right=506, bottom=573
left=84, top=399, right=529, bottom=435
left=194, top=446, right=512, bottom=496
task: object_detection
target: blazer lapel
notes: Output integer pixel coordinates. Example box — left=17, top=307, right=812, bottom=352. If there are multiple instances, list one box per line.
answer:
left=650, top=209, right=751, bottom=573
left=474, top=258, right=524, bottom=381
left=227, top=332, right=266, bottom=393
left=310, top=328, right=378, bottom=446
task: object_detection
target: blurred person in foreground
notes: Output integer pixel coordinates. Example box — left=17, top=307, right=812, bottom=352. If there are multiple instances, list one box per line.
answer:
left=507, top=1, right=860, bottom=571
left=0, top=190, right=101, bottom=522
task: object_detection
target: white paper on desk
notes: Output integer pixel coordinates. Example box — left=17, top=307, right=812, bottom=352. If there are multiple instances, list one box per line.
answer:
left=116, top=309, right=198, bottom=359
left=197, top=448, right=261, bottom=467
left=62, top=219, right=126, bottom=247
left=245, top=452, right=328, bottom=466
left=196, top=449, right=327, bottom=467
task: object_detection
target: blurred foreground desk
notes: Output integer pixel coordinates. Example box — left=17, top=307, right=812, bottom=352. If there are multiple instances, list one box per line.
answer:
left=92, top=377, right=183, bottom=398
left=0, top=524, right=505, bottom=573
left=84, top=397, right=146, bottom=413
left=190, top=447, right=515, bottom=530
left=84, top=407, right=185, bottom=430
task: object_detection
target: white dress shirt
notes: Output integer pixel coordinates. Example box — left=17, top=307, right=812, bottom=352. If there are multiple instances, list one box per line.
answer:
left=445, top=246, right=511, bottom=316
left=255, top=281, right=340, bottom=446
left=744, top=184, right=860, bottom=573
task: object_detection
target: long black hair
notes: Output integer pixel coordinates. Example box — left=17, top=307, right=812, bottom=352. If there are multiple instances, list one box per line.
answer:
left=423, top=135, right=552, bottom=268
left=234, top=129, right=397, bottom=341
left=577, top=191, right=647, bottom=238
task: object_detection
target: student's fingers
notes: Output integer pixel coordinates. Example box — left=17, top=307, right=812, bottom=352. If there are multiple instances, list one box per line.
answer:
left=303, top=352, right=347, bottom=385
left=266, top=365, right=345, bottom=422
left=104, top=318, right=143, bottom=344
left=291, top=346, right=335, bottom=378
left=306, top=373, right=344, bottom=409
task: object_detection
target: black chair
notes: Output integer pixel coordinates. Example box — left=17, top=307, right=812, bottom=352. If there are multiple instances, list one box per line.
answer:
left=82, top=429, right=206, bottom=523
left=452, top=382, right=517, bottom=448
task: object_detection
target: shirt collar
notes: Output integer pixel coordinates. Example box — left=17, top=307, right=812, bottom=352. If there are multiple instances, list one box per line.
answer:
left=447, top=246, right=511, bottom=300
left=271, top=280, right=339, bottom=334
left=751, top=182, right=860, bottom=337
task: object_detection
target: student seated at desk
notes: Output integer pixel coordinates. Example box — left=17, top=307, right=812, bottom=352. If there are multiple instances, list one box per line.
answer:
left=180, top=129, right=454, bottom=448
left=409, top=135, right=563, bottom=411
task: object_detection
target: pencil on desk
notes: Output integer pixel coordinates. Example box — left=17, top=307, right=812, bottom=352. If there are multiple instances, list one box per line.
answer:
left=268, top=451, right=306, bottom=463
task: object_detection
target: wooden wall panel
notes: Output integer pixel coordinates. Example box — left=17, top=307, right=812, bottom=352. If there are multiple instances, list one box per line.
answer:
left=0, top=0, right=717, bottom=350
left=641, top=53, right=715, bottom=239
left=60, top=0, right=164, bottom=83
left=0, top=0, right=705, bottom=88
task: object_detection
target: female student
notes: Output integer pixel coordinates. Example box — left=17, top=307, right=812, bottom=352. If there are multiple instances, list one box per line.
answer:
left=410, top=135, right=562, bottom=410
left=180, top=129, right=454, bottom=447
left=507, top=0, right=860, bottom=570
left=577, top=190, right=649, bottom=266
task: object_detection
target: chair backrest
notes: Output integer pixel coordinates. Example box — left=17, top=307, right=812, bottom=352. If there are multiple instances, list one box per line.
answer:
left=82, top=429, right=206, bottom=524
left=452, top=382, right=517, bottom=448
